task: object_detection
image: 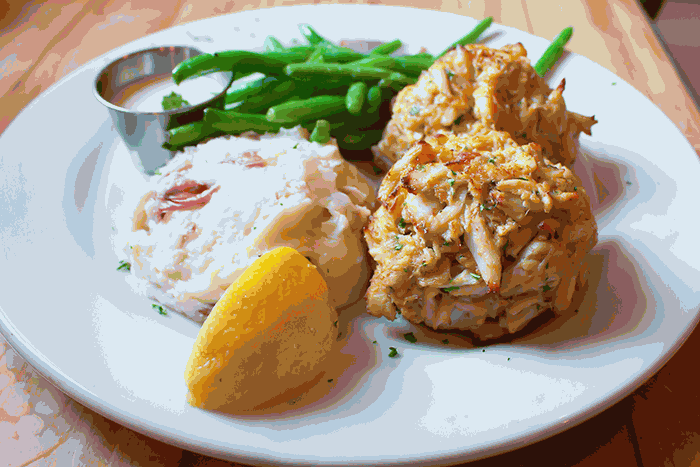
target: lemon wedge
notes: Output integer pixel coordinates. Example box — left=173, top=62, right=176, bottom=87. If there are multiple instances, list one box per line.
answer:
left=184, top=246, right=338, bottom=411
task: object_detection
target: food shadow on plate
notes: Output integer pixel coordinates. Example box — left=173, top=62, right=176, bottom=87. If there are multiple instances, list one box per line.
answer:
left=62, top=119, right=116, bottom=258
left=213, top=302, right=397, bottom=423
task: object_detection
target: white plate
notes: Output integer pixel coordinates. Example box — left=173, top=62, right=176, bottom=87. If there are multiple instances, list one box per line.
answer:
left=2, top=5, right=700, bottom=465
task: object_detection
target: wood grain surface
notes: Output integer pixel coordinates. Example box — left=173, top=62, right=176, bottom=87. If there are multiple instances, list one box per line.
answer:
left=1, top=1, right=699, bottom=466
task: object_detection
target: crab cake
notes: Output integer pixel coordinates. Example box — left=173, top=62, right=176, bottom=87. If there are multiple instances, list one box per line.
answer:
left=364, top=127, right=597, bottom=340
left=373, top=43, right=596, bottom=169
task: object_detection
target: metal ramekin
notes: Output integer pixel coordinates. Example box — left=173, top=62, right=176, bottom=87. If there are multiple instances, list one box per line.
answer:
left=94, top=46, right=234, bottom=175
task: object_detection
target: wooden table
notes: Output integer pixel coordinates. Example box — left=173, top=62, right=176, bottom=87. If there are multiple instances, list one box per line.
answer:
left=1, top=1, right=699, bottom=466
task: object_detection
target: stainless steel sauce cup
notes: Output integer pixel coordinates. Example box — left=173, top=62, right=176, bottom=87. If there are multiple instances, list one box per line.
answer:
left=93, top=46, right=234, bottom=175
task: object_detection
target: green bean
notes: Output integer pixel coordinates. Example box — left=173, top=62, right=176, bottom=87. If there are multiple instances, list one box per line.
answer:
left=309, top=119, right=331, bottom=143
left=350, top=55, right=432, bottom=76
left=366, top=85, right=383, bottom=113
left=316, top=43, right=366, bottom=63
left=266, top=96, right=347, bottom=123
left=378, top=72, right=417, bottom=90
left=204, top=108, right=283, bottom=134
left=165, top=122, right=219, bottom=149
left=436, top=16, right=494, bottom=58
left=305, top=46, right=325, bottom=63
left=533, top=27, right=573, bottom=76
left=370, top=39, right=402, bottom=55
left=298, top=24, right=327, bottom=45
left=286, top=63, right=409, bottom=82
left=345, top=82, right=367, bottom=115
left=225, top=76, right=280, bottom=105
left=264, top=36, right=285, bottom=52
left=233, top=79, right=301, bottom=114
left=172, top=49, right=314, bottom=84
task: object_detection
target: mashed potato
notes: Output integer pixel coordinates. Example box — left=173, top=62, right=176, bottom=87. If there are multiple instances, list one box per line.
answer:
left=118, top=127, right=375, bottom=323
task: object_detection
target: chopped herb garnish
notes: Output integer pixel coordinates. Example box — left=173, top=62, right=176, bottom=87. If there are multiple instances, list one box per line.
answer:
left=404, top=332, right=418, bottom=343
left=448, top=179, right=455, bottom=186
left=293, top=143, right=299, bottom=149
left=394, top=243, right=404, bottom=251
left=451, top=170, right=457, bottom=176
left=453, top=115, right=463, bottom=125
left=328, top=379, right=333, bottom=382
left=482, top=349, right=485, bottom=352
left=612, top=82, right=617, bottom=85
left=442, top=339, right=449, bottom=344
left=508, top=357, right=511, bottom=361
left=162, top=92, right=190, bottom=110
left=542, top=285, right=552, bottom=292
left=479, top=204, right=491, bottom=212
left=625, top=180, right=632, bottom=186
left=446, top=70, right=455, bottom=79
left=398, top=217, right=407, bottom=229
left=517, top=177, right=529, bottom=181
left=573, top=186, right=578, bottom=191
left=333, top=320, right=338, bottom=327
left=545, top=262, right=549, bottom=269
left=442, top=286, right=459, bottom=292
left=388, top=347, right=399, bottom=358
left=422, top=262, right=427, bottom=267
left=373, top=340, right=378, bottom=344
left=404, top=268, right=409, bottom=272
left=416, top=164, right=426, bottom=171
left=409, top=105, right=421, bottom=116
left=469, top=272, right=482, bottom=281
left=536, top=304, right=541, bottom=310
left=117, top=260, right=131, bottom=272
left=372, top=166, right=383, bottom=175
left=488, top=158, right=496, bottom=164
left=154, top=170, right=162, bottom=175
left=152, top=304, right=167, bottom=315
left=443, top=241, right=451, bottom=246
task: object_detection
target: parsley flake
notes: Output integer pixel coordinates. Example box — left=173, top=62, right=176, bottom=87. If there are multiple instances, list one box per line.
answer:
left=517, top=177, right=529, bottom=181
left=328, top=379, right=334, bottom=383
left=403, top=332, right=417, bottom=343
left=373, top=340, right=378, bottom=344
left=542, top=285, right=552, bottom=292
left=117, top=260, right=131, bottom=272
left=446, top=70, right=455, bottom=79
left=469, top=272, right=482, bottom=281
left=409, top=105, right=421, bottom=116
left=394, top=243, right=404, bottom=251
left=453, top=115, right=463, bottom=125
left=442, top=286, right=459, bottom=292
left=372, top=166, right=383, bottom=175
left=388, top=347, right=399, bottom=358
left=162, top=92, right=190, bottom=110
left=398, top=217, right=407, bottom=229
left=448, top=179, right=455, bottom=186
left=625, top=180, right=632, bottom=186
left=152, top=304, right=167, bottom=315
left=488, top=158, right=496, bottom=164
left=442, top=339, right=449, bottom=344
